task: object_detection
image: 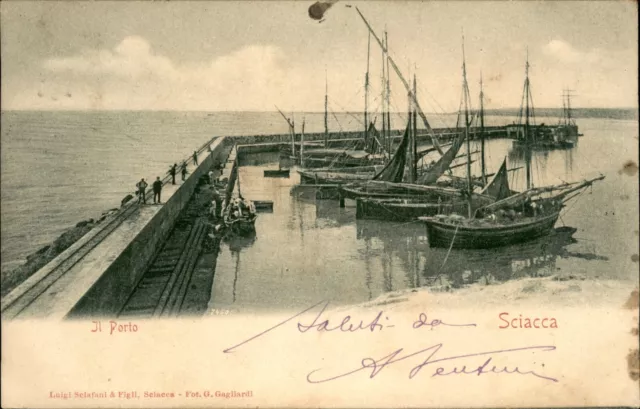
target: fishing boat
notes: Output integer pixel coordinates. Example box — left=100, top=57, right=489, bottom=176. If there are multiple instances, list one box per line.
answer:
left=511, top=85, right=577, bottom=149
left=420, top=54, right=604, bottom=249
left=551, top=89, right=582, bottom=142
left=223, top=206, right=257, bottom=236
left=222, top=160, right=258, bottom=237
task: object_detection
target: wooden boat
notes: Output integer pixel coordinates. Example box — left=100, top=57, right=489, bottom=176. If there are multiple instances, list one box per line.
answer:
left=253, top=200, right=274, bottom=212
left=224, top=213, right=258, bottom=236
left=421, top=56, right=604, bottom=249
left=263, top=168, right=290, bottom=178
left=420, top=207, right=562, bottom=249
left=223, top=163, right=258, bottom=237
left=511, top=89, right=578, bottom=149
left=356, top=197, right=469, bottom=221
left=298, top=170, right=373, bottom=185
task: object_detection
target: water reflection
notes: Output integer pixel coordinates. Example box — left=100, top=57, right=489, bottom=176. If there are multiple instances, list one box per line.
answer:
left=355, top=220, right=607, bottom=290
left=209, top=129, right=631, bottom=313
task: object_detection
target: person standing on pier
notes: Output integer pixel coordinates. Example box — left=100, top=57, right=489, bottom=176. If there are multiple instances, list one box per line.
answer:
left=193, top=150, right=198, bottom=165
left=212, top=188, right=222, bottom=219
left=170, top=164, right=177, bottom=185
left=181, top=162, right=188, bottom=181
left=136, top=178, right=148, bottom=204
left=152, top=177, right=163, bottom=204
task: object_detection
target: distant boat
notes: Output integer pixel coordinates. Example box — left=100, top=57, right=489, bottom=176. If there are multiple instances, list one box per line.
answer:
left=421, top=55, right=604, bottom=249
left=510, top=82, right=578, bottom=149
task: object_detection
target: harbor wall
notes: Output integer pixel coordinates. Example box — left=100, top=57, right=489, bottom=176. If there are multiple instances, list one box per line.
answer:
left=67, top=137, right=232, bottom=317
left=224, top=126, right=508, bottom=148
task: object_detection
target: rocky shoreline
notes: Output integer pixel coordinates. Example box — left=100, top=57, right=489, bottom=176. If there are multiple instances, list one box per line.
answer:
left=0, top=207, right=121, bottom=298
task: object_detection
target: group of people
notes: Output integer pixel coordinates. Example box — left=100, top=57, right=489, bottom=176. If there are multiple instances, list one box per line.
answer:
left=135, top=177, right=164, bottom=205
left=226, top=197, right=256, bottom=221
left=135, top=150, right=203, bottom=205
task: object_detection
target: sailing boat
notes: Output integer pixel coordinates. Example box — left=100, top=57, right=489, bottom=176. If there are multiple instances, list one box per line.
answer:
left=510, top=76, right=576, bottom=149
left=298, top=35, right=388, bottom=180
left=419, top=54, right=604, bottom=249
left=339, top=9, right=475, bottom=205
left=552, top=89, right=582, bottom=143
left=223, top=146, right=258, bottom=236
left=356, top=64, right=508, bottom=221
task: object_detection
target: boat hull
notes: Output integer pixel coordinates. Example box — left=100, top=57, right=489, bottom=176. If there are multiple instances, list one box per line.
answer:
left=264, top=169, right=290, bottom=178
left=422, top=211, right=561, bottom=249
left=226, top=216, right=257, bottom=236
left=356, top=198, right=467, bottom=221
left=298, top=170, right=373, bottom=185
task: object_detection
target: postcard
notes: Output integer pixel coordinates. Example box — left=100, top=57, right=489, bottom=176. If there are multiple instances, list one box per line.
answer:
left=1, top=0, right=638, bottom=407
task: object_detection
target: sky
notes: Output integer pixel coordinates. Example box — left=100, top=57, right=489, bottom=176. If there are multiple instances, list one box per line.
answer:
left=1, top=1, right=637, bottom=112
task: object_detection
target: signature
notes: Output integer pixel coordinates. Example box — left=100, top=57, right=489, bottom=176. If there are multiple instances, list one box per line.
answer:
left=223, top=300, right=475, bottom=353
left=306, top=343, right=558, bottom=383
left=221, top=301, right=556, bottom=383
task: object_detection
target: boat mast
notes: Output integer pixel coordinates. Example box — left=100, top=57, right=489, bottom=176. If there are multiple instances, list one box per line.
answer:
left=381, top=33, right=387, bottom=157
left=462, top=35, right=472, bottom=218
left=275, top=105, right=295, bottom=161
left=324, top=70, right=329, bottom=148
left=301, top=118, right=306, bottom=168
left=561, top=89, right=567, bottom=125
left=566, top=89, right=574, bottom=125
left=406, top=67, right=414, bottom=183
left=479, top=72, right=486, bottom=185
left=364, top=32, right=371, bottom=146
left=412, top=72, right=418, bottom=182
left=385, top=30, right=391, bottom=156
left=354, top=7, right=445, bottom=155
left=524, top=50, right=532, bottom=190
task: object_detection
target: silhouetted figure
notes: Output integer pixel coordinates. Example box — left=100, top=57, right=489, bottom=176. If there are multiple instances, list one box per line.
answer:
left=212, top=188, right=222, bottom=219
left=181, top=162, right=188, bottom=181
left=169, top=164, right=177, bottom=185
left=136, top=178, right=148, bottom=204
left=153, top=177, right=163, bottom=204
left=193, top=151, right=198, bottom=165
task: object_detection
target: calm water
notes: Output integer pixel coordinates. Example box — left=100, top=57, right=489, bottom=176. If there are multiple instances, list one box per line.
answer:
left=0, top=109, right=510, bottom=273
left=2, top=111, right=638, bottom=310
left=210, top=118, right=639, bottom=313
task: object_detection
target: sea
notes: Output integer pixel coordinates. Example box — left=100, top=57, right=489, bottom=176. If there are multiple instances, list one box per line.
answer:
left=1, top=110, right=638, bottom=311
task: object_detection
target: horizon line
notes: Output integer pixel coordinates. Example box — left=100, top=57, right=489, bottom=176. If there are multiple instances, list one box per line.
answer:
left=2, top=107, right=638, bottom=114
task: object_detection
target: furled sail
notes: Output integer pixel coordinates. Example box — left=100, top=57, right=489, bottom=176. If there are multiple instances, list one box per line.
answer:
left=364, top=122, right=381, bottom=154
left=480, top=158, right=510, bottom=200
left=372, top=123, right=410, bottom=183
left=415, top=131, right=465, bottom=185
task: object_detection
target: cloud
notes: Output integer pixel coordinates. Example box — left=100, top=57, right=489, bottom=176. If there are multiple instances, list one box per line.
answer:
left=541, top=39, right=611, bottom=67
left=44, top=36, right=179, bottom=81
left=26, top=36, right=304, bottom=111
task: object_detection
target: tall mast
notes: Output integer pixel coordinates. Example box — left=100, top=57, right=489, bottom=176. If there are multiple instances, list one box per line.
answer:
left=406, top=67, right=414, bottom=183
left=275, top=105, right=295, bottom=161
left=566, top=89, right=573, bottom=125
left=462, top=35, right=472, bottom=218
left=412, top=72, right=418, bottom=182
left=324, top=70, right=329, bottom=148
left=524, top=49, right=532, bottom=190
left=354, top=7, right=445, bottom=155
left=385, top=30, right=391, bottom=156
left=300, top=117, right=305, bottom=167
left=380, top=33, right=387, bottom=156
left=479, top=72, right=486, bottom=184
left=364, top=32, right=371, bottom=144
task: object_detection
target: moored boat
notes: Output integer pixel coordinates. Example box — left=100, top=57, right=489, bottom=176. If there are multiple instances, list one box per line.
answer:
left=421, top=54, right=604, bottom=249
left=356, top=196, right=468, bottom=221
left=420, top=205, right=562, bottom=249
